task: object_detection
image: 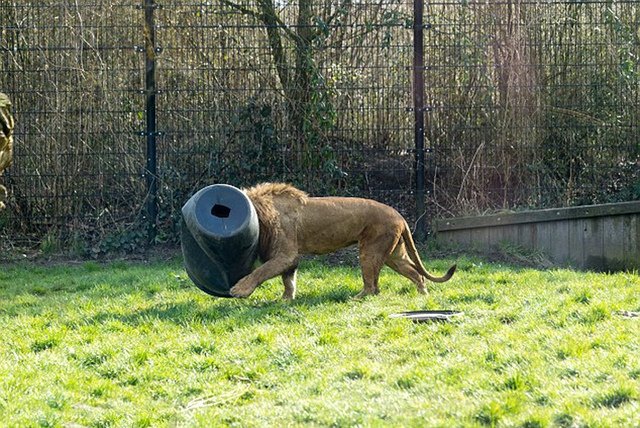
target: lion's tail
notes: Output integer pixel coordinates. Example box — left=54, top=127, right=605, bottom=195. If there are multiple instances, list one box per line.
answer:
left=401, top=222, right=456, bottom=283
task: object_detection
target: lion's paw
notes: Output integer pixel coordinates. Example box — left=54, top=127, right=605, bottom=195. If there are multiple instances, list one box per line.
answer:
left=229, top=278, right=254, bottom=298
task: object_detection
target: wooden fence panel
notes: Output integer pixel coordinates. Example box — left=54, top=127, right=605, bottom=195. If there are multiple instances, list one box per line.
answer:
left=434, top=202, right=640, bottom=271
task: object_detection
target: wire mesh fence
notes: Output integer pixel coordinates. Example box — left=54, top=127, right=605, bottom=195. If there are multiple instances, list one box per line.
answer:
left=1, top=2, right=147, bottom=252
left=424, top=1, right=640, bottom=215
left=0, top=0, right=638, bottom=255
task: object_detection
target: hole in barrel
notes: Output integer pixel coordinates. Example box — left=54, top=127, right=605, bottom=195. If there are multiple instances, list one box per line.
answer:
left=211, top=204, right=231, bottom=218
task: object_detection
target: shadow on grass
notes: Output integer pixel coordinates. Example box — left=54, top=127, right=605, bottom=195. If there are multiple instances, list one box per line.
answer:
left=1, top=255, right=413, bottom=328
left=81, top=286, right=358, bottom=329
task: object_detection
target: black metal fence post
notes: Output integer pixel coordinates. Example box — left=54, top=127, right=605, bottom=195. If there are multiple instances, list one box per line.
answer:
left=144, top=0, right=158, bottom=243
left=413, top=0, right=426, bottom=240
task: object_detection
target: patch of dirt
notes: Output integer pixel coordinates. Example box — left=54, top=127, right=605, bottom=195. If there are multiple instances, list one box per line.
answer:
left=0, top=243, right=182, bottom=267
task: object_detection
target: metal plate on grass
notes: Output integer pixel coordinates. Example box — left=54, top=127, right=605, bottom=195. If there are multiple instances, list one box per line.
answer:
left=389, top=310, right=462, bottom=322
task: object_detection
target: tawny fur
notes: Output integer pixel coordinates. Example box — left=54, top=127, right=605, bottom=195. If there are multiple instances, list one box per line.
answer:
left=231, top=182, right=456, bottom=300
left=244, top=182, right=308, bottom=259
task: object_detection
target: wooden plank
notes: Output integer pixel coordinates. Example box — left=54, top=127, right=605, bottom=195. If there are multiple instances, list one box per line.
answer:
left=434, top=201, right=640, bottom=232
left=547, top=219, right=570, bottom=266
left=517, top=223, right=538, bottom=250
left=433, top=203, right=640, bottom=272
left=628, top=215, right=639, bottom=269
left=454, top=229, right=472, bottom=247
left=469, top=227, right=491, bottom=251
left=582, top=217, right=605, bottom=271
left=603, top=215, right=626, bottom=271
left=633, top=215, right=640, bottom=270
left=489, top=225, right=506, bottom=247
left=501, top=224, right=519, bottom=246
left=567, top=219, right=585, bottom=269
left=535, top=221, right=553, bottom=259
left=436, top=229, right=470, bottom=248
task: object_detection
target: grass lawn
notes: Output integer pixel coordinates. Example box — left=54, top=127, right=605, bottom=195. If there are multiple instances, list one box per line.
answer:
left=0, top=253, right=638, bottom=427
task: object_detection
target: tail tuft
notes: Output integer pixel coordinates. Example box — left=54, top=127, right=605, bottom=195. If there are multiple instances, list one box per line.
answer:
left=447, top=264, right=457, bottom=277
left=425, top=263, right=456, bottom=283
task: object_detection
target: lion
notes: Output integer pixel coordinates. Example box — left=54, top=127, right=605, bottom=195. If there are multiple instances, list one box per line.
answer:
left=229, top=183, right=456, bottom=299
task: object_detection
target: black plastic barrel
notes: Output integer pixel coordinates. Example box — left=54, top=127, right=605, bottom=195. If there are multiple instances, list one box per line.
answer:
left=181, top=184, right=259, bottom=297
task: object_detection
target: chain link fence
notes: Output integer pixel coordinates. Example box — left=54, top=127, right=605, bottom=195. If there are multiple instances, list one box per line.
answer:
left=1, top=0, right=638, bottom=255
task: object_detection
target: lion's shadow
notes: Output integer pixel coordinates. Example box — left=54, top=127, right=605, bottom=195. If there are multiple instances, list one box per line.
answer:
left=84, top=286, right=355, bottom=329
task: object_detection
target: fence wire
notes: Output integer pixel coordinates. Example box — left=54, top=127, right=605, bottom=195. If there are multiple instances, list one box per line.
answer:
left=0, top=0, right=638, bottom=254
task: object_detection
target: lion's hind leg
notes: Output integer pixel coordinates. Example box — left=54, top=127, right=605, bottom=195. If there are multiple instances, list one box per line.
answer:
left=356, top=231, right=401, bottom=298
left=386, top=244, right=427, bottom=294
left=281, top=269, right=297, bottom=300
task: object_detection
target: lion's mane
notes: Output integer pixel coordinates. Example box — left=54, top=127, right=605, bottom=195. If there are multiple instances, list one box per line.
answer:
left=243, top=182, right=308, bottom=260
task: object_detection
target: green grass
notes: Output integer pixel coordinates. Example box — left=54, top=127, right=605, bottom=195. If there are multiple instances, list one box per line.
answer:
left=0, top=255, right=638, bottom=427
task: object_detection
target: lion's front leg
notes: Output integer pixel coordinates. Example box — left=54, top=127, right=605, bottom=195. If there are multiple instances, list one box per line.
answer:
left=229, top=274, right=259, bottom=298
left=229, top=256, right=298, bottom=298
